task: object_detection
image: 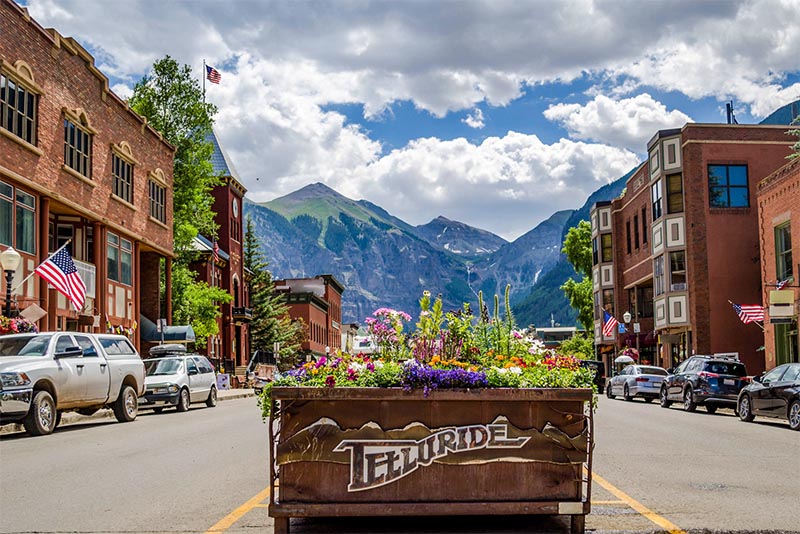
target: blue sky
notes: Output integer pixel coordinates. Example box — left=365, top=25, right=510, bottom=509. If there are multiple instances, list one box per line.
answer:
left=22, top=0, right=800, bottom=241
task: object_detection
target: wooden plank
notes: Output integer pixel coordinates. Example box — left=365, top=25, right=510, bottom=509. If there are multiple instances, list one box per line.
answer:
left=270, top=501, right=589, bottom=517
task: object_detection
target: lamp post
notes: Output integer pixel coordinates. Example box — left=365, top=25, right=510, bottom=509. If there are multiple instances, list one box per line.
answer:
left=1, top=246, right=22, bottom=318
left=622, top=310, right=632, bottom=354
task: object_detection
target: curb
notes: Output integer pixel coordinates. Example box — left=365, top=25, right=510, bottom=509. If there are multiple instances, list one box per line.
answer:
left=0, top=389, right=255, bottom=436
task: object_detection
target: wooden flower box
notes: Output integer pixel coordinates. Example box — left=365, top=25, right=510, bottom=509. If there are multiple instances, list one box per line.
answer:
left=267, top=387, right=594, bottom=533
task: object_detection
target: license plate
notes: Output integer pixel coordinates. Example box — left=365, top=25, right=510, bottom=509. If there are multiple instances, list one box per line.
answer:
left=724, top=379, right=735, bottom=386
left=651, top=382, right=661, bottom=388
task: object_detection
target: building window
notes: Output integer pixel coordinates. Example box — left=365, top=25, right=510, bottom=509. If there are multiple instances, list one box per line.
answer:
left=637, top=286, right=654, bottom=318
left=112, top=154, right=133, bottom=203
left=626, top=221, right=631, bottom=254
left=601, top=234, right=612, bottom=262
left=651, top=180, right=663, bottom=221
left=654, top=255, right=665, bottom=296
left=670, top=251, right=686, bottom=290
left=0, top=72, right=37, bottom=145
left=775, top=223, right=793, bottom=282
left=592, top=237, right=599, bottom=265
left=149, top=180, right=166, bottom=223
left=633, top=214, right=640, bottom=250
left=602, top=289, right=614, bottom=316
left=667, top=174, right=683, bottom=213
left=642, top=207, right=648, bottom=244
left=709, top=164, right=748, bottom=208
left=107, top=232, right=132, bottom=285
left=0, top=180, right=35, bottom=254
left=64, top=118, right=92, bottom=178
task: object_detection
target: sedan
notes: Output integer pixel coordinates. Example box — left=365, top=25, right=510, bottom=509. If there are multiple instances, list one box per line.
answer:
left=606, top=365, right=669, bottom=402
left=737, top=362, right=800, bottom=430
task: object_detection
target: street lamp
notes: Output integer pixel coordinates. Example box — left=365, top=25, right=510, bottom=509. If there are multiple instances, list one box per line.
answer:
left=622, top=311, right=632, bottom=324
left=1, top=246, right=22, bottom=317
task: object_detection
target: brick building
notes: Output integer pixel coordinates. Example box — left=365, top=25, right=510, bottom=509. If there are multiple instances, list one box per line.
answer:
left=592, top=122, right=794, bottom=376
left=0, top=0, right=174, bottom=349
left=757, top=157, right=800, bottom=369
left=189, top=130, right=251, bottom=373
left=274, top=275, right=344, bottom=357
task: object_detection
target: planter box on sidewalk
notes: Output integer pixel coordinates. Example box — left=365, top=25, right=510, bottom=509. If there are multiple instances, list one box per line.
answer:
left=268, top=387, right=594, bottom=533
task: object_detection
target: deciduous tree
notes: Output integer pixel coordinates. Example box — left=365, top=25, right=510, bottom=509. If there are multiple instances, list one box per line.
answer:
left=560, top=221, right=594, bottom=332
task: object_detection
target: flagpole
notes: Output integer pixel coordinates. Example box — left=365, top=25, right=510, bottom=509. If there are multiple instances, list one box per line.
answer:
left=11, top=239, right=72, bottom=293
left=203, top=58, right=206, bottom=103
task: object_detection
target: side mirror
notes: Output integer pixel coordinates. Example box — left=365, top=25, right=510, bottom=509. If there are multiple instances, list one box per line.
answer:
left=667, top=368, right=674, bottom=374
left=55, top=346, right=83, bottom=359
left=753, top=374, right=763, bottom=383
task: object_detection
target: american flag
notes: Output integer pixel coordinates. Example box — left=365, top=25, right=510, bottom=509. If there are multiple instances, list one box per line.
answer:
left=206, top=65, right=221, bottom=84
left=213, top=240, right=219, bottom=263
left=731, top=302, right=764, bottom=324
left=776, top=279, right=790, bottom=290
left=602, top=310, right=619, bottom=337
left=34, top=247, right=86, bottom=311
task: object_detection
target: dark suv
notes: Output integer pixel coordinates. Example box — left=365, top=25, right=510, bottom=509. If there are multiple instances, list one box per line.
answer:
left=660, top=355, right=749, bottom=414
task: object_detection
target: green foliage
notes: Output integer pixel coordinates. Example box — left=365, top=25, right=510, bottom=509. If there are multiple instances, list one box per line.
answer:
left=293, top=214, right=322, bottom=240
left=561, top=277, right=594, bottom=333
left=513, top=258, right=578, bottom=327
left=558, top=334, right=595, bottom=359
left=562, top=221, right=592, bottom=277
left=129, top=56, right=224, bottom=339
left=244, top=216, right=305, bottom=364
left=560, top=221, right=594, bottom=332
left=323, top=217, right=349, bottom=253
left=170, top=263, right=231, bottom=348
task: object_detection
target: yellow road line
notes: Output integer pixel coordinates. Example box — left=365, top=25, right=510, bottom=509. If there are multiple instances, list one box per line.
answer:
left=591, top=499, right=626, bottom=505
left=592, top=472, right=687, bottom=534
left=205, top=486, right=271, bottom=533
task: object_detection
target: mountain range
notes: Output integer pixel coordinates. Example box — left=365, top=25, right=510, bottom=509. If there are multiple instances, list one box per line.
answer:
left=243, top=172, right=630, bottom=328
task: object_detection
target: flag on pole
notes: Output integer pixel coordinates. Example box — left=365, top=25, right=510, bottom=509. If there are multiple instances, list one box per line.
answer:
left=776, top=279, right=790, bottom=290
left=206, top=65, right=221, bottom=84
left=602, top=310, right=619, bottom=337
left=731, top=302, right=764, bottom=324
left=213, top=240, right=220, bottom=263
left=34, top=247, right=86, bottom=311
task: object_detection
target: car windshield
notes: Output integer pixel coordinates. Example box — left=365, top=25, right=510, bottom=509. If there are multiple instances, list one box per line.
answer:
left=145, top=358, right=184, bottom=376
left=706, top=362, right=746, bottom=376
left=638, top=366, right=668, bottom=376
left=0, top=335, right=53, bottom=357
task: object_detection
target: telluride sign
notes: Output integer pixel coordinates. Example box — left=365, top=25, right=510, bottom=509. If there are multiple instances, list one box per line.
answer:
left=268, top=388, right=594, bottom=534
left=334, top=420, right=530, bottom=491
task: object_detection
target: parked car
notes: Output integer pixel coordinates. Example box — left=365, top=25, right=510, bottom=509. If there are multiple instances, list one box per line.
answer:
left=579, top=359, right=606, bottom=391
left=737, top=362, right=800, bottom=430
left=660, top=355, right=749, bottom=414
left=606, top=364, right=668, bottom=402
left=0, top=332, right=145, bottom=436
left=139, top=345, right=217, bottom=412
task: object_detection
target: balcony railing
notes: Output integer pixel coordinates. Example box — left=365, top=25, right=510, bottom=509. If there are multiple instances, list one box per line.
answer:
left=231, top=306, right=253, bottom=322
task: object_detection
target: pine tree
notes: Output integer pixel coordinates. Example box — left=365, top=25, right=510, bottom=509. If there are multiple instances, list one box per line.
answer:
left=243, top=216, right=304, bottom=366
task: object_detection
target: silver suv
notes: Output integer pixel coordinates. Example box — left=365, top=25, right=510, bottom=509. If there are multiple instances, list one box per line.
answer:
left=139, top=345, right=217, bottom=412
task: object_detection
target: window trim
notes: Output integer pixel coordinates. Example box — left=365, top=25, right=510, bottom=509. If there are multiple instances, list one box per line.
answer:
left=63, top=108, right=96, bottom=180
left=0, top=179, right=36, bottom=254
left=775, top=222, right=793, bottom=282
left=0, top=60, right=43, bottom=151
left=708, top=164, right=749, bottom=209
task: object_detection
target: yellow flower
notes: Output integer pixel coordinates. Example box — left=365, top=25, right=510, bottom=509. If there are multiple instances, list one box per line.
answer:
left=311, top=368, right=319, bottom=375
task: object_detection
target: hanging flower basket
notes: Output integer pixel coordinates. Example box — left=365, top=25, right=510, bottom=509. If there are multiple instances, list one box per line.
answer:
left=0, top=315, right=39, bottom=335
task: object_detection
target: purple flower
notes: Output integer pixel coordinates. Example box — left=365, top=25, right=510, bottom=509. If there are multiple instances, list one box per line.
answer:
left=325, top=375, right=336, bottom=388
left=315, top=357, right=327, bottom=369
left=401, top=362, right=487, bottom=396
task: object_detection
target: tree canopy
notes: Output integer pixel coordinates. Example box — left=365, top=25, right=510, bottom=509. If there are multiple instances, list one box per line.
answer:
left=560, top=220, right=594, bottom=333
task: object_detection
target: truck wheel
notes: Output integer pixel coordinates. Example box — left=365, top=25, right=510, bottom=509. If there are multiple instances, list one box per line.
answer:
left=177, top=388, right=190, bottom=412
left=206, top=386, right=218, bottom=408
left=113, top=385, right=138, bottom=423
left=23, top=390, right=57, bottom=436
left=54, top=410, right=62, bottom=429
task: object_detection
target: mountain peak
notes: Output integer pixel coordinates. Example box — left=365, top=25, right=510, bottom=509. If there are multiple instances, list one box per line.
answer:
left=288, top=182, right=343, bottom=199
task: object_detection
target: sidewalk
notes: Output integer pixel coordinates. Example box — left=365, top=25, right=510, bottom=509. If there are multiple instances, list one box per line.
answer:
left=0, top=388, right=256, bottom=436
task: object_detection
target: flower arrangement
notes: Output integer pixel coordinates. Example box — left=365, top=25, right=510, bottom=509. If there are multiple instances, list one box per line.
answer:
left=0, top=315, right=39, bottom=335
left=259, top=286, right=595, bottom=418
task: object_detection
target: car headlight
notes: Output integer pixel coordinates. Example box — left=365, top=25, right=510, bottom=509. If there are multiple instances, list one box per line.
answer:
left=168, top=384, right=179, bottom=393
left=1, top=372, right=31, bottom=387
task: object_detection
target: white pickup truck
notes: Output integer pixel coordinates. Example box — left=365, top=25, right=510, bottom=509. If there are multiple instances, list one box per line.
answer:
left=0, top=332, right=145, bottom=436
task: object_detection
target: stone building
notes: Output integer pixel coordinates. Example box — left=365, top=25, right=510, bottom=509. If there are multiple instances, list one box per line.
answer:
left=0, top=0, right=174, bottom=349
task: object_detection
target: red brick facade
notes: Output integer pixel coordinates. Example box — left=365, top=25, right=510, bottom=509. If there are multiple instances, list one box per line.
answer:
left=592, top=123, right=793, bottom=375
left=274, top=275, right=344, bottom=357
left=0, top=0, right=174, bottom=349
left=757, top=157, right=800, bottom=369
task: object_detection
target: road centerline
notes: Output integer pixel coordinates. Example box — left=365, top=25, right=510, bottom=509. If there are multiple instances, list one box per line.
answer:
left=205, top=486, right=271, bottom=534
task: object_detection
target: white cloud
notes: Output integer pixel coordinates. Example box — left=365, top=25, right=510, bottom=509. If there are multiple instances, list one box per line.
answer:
left=462, top=108, right=485, bottom=129
left=544, top=94, right=693, bottom=152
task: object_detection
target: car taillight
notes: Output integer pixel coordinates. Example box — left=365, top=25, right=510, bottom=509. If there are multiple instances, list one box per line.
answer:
left=635, top=377, right=649, bottom=382
left=698, top=371, right=720, bottom=379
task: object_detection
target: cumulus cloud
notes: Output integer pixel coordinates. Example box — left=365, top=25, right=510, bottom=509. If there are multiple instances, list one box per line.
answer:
left=462, top=108, right=485, bottom=129
left=544, top=94, right=693, bottom=153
